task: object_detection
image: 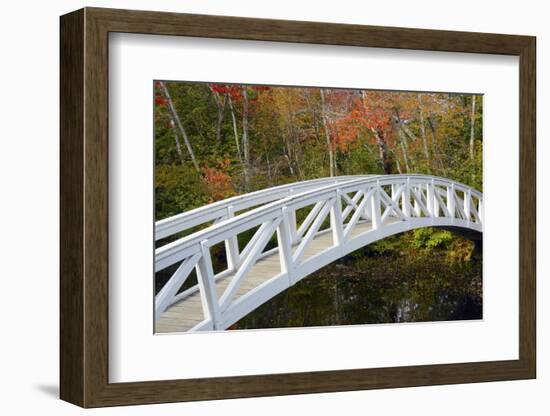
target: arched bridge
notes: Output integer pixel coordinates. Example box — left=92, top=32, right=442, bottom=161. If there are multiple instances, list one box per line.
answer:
left=155, top=174, right=483, bottom=333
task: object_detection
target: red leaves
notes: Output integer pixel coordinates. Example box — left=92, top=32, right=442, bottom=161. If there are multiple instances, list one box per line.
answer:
left=209, top=84, right=271, bottom=103
left=326, top=91, right=400, bottom=152
left=201, top=160, right=235, bottom=202
left=155, top=95, right=167, bottom=107
left=209, top=84, right=242, bottom=102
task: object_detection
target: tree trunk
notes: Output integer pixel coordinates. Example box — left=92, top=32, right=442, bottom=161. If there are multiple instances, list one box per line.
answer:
left=417, top=93, right=430, bottom=165
left=469, top=95, right=477, bottom=160
left=362, top=91, right=392, bottom=174
left=398, top=129, right=410, bottom=172
left=375, top=128, right=393, bottom=174
left=281, top=130, right=295, bottom=176
left=169, top=120, right=185, bottom=164
left=159, top=81, right=200, bottom=173
left=227, top=97, right=244, bottom=167
left=213, top=92, right=226, bottom=148
left=320, top=89, right=335, bottom=177
left=242, top=88, right=250, bottom=190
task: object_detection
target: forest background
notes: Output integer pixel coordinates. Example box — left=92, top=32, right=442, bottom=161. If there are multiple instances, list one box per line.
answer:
left=153, top=81, right=484, bottom=325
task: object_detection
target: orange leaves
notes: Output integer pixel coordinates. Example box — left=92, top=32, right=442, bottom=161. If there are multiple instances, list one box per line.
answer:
left=201, top=159, right=235, bottom=202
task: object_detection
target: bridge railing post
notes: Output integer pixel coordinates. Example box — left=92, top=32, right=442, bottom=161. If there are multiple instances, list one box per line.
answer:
left=464, top=189, right=472, bottom=224
left=196, top=241, right=222, bottom=330
left=330, top=190, right=344, bottom=248
left=371, top=182, right=381, bottom=230
left=288, top=209, right=298, bottom=245
left=432, top=179, right=439, bottom=217
left=402, top=178, right=411, bottom=218
left=426, top=181, right=435, bottom=218
left=412, top=185, right=421, bottom=217
left=447, top=183, right=456, bottom=221
left=225, top=206, right=240, bottom=272
left=277, top=207, right=294, bottom=284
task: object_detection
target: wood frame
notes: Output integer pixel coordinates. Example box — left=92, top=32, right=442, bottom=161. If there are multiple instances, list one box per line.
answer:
left=60, top=7, right=536, bottom=408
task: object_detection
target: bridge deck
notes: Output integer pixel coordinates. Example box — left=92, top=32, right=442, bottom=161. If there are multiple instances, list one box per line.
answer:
left=155, top=219, right=388, bottom=333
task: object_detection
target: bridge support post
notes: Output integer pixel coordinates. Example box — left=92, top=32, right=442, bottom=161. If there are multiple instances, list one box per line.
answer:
left=330, top=191, right=344, bottom=247
left=225, top=206, right=241, bottom=272
left=412, top=185, right=421, bottom=217
left=465, top=189, right=472, bottom=224
left=447, top=184, right=456, bottom=220
left=196, top=242, right=222, bottom=329
left=432, top=180, right=440, bottom=217
left=277, top=207, right=294, bottom=284
left=371, top=184, right=381, bottom=230
left=288, top=209, right=298, bottom=245
left=426, top=182, right=435, bottom=217
left=402, top=178, right=411, bottom=218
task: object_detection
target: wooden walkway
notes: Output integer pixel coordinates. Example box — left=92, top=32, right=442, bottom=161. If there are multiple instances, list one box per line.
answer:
left=155, top=220, right=380, bottom=333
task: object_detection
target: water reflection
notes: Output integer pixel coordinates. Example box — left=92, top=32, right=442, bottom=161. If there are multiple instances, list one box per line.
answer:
left=231, top=249, right=482, bottom=330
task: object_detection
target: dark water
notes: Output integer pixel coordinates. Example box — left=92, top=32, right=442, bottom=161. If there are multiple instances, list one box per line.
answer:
left=230, top=250, right=482, bottom=331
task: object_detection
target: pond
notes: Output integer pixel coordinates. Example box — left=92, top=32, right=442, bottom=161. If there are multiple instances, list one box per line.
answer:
left=230, top=247, right=482, bottom=331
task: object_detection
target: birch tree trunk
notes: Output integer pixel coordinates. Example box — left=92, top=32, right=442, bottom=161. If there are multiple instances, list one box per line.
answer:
left=281, top=130, right=295, bottom=176
left=398, top=129, right=411, bottom=172
left=469, top=95, right=477, bottom=160
left=242, top=87, right=250, bottom=190
left=159, top=81, right=200, bottom=173
left=320, top=89, right=335, bottom=177
left=227, top=96, right=244, bottom=167
left=212, top=92, right=227, bottom=148
left=169, top=120, right=185, bottom=164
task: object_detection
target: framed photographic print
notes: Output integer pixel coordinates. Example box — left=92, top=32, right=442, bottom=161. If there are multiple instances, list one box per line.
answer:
left=60, top=7, right=536, bottom=407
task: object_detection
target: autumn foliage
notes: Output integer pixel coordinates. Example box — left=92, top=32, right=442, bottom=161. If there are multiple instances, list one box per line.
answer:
left=154, top=82, right=482, bottom=221
left=201, top=159, right=235, bottom=202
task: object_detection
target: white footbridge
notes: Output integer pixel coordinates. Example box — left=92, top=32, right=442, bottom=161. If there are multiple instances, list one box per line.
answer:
left=155, top=174, right=483, bottom=333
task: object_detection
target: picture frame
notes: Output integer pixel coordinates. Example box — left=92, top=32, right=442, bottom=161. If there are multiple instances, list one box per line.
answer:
left=60, top=7, right=536, bottom=408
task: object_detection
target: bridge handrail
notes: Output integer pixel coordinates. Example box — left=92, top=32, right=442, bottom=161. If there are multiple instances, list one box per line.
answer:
left=156, top=174, right=481, bottom=271
left=155, top=175, right=375, bottom=240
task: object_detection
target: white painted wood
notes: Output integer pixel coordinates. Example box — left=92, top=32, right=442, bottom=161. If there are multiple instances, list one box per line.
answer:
left=219, top=218, right=281, bottom=311
left=434, top=188, right=451, bottom=218
left=465, top=189, right=472, bottom=224
left=447, top=183, right=456, bottom=219
left=239, top=221, right=275, bottom=264
left=155, top=176, right=372, bottom=240
left=330, top=190, right=345, bottom=248
left=154, top=174, right=483, bottom=333
left=380, top=184, right=406, bottom=222
left=195, top=242, right=222, bottom=329
left=277, top=207, right=294, bottom=283
left=341, top=190, right=364, bottom=221
left=426, top=181, right=435, bottom=216
left=154, top=252, right=201, bottom=320
left=402, top=178, right=411, bottom=218
left=344, top=189, right=373, bottom=240
left=223, top=206, right=240, bottom=272
left=293, top=199, right=334, bottom=264
left=410, top=186, right=430, bottom=217
left=371, top=184, right=381, bottom=230
left=296, top=200, right=325, bottom=241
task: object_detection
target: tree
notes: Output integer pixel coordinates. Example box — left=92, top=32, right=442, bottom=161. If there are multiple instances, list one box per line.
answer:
left=157, top=81, right=200, bottom=173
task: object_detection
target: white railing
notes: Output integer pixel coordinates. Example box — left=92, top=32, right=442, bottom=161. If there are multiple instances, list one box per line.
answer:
left=155, top=174, right=483, bottom=332
left=155, top=175, right=375, bottom=240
